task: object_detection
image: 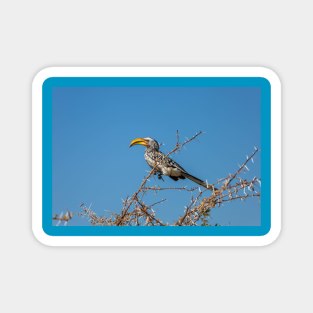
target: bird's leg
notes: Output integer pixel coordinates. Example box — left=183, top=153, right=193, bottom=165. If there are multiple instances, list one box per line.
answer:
left=157, top=172, right=164, bottom=181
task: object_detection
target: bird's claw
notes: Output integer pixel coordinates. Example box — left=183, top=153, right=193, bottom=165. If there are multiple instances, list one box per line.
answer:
left=157, top=173, right=164, bottom=181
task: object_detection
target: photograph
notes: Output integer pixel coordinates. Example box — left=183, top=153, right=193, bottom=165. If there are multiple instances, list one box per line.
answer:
left=38, top=72, right=271, bottom=238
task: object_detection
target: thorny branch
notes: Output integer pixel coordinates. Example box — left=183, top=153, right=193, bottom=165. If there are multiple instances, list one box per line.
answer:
left=75, top=131, right=261, bottom=226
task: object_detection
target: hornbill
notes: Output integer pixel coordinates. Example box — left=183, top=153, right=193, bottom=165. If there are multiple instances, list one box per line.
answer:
left=129, top=137, right=215, bottom=190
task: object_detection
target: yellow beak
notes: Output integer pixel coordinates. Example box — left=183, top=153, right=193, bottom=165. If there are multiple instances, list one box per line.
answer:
left=129, top=138, right=149, bottom=147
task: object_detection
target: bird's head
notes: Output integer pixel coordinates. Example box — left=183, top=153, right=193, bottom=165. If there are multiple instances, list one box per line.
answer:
left=129, top=137, right=160, bottom=151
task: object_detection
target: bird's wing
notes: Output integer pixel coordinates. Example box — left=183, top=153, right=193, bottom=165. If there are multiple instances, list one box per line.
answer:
left=163, top=154, right=187, bottom=173
left=166, top=155, right=214, bottom=190
left=165, top=155, right=188, bottom=173
left=148, top=151, right=184, bottom=170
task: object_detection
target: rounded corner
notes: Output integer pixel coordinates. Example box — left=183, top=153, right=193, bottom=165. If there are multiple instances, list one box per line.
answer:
left=256, top=66, right=282, bottom=89
left=259, top=223, right=281, bottom=247
left=32, top=224, right=55, bottom=247
left=32, top=67, right=58, bottom=90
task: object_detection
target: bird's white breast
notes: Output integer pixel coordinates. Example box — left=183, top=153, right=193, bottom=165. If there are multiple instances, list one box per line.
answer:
left=145, top=153, right=156, bottom=168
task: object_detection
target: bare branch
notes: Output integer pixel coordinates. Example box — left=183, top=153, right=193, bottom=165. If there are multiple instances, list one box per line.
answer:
left=74, top=131, right=260, bottom=227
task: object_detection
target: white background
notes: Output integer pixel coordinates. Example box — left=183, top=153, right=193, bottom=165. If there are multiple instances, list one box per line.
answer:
left=0, top=1, right=310, bottom=312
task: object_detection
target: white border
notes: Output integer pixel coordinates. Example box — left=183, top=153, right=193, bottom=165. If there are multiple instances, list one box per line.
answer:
left=32, top=67, right=281, bottom=246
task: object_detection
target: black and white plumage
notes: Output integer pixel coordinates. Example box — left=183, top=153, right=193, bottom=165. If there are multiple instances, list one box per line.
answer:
left=129, top=137, right=215, bottom=190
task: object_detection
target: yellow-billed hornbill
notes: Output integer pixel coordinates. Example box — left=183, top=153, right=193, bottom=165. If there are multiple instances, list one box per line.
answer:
left=129, top=137, right=215, bottom=190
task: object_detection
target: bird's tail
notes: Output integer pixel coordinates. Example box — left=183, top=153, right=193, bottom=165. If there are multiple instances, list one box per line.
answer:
left=182, top=172, right=216, bottom=191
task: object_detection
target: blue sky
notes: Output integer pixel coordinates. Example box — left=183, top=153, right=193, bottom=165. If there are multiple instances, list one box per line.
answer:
left=52, top=85, right=260, bottom=226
